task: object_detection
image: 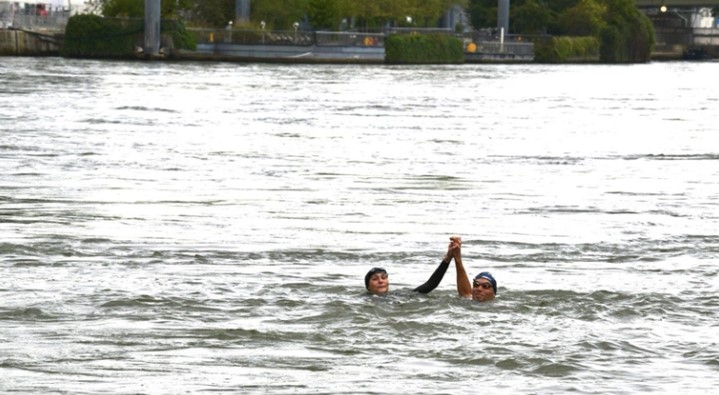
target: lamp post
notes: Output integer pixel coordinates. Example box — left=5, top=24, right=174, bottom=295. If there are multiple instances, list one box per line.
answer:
left=261, top=20, right=265, bottom=44
left=293, top=21, right=299, bottom=44
left=226, top=20, right=233, bottom=43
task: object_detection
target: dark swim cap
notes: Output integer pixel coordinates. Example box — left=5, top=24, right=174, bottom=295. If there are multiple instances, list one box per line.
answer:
left=475, top=271, right=497, bottom=294
left=365, top=267, right=387, bottom=290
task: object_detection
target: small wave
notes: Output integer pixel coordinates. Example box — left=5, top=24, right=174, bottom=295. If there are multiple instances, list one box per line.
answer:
left=8, top=258, right=49, bottom=266
left=99, top=295, right=211, bottom=311
left=0, top=307, right=55, bottom=321
left=115, top=105, right=178, bottom=113
left=189, top=327, right=264, bottom=341
left=506, top=289, right=684, bottom=322
left=80, top=238, right=113, bottom=244
left=531, top=361, right=581, bottom=377
left=460, top=236, right=719, bottom=264
left=490, top=155, right=585, bottom=165
left=81, top=118, right=123, bottom=124
left=623, top=153, right=719, bottom=161
left=523, top=206, right=606, bottom=215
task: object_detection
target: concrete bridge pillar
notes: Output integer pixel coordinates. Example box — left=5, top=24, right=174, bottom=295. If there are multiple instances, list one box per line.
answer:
left=498, top=0, right=510, bottom=39
left=144, top=0, right=161, bottom=56
left=236, top=0, right=251, bottom=23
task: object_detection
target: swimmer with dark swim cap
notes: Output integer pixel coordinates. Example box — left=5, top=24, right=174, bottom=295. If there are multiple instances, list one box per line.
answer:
left=364, top=238, right=461, bottom=296
left=451, top=236, right=497, bottom=302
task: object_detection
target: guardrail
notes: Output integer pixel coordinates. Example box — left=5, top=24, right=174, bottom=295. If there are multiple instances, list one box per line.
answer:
left=188, top=28, right=533, bottom=58
left=1, top=14, right=69, bottom=31
left=189, top=29, right=387, bottom=47
left=470, top=41, right=535, bottom=56
left=693, top=27, right=719, bottom=45
left=314, top=31, right=385, bottom=47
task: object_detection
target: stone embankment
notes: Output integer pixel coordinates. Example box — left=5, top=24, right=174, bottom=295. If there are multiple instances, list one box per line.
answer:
left=0, top=29, right=61, bottom=56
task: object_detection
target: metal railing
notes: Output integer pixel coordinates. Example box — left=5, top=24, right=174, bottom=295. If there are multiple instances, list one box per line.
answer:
left=1, top=14, right=69, bottom=31
left=693, top=27, right=719, bottom=45
left=472, top=41, right=535, bottom=56
left=190, top=28, right=315, bottom=46
left=189, top=28, right=533, bottom=56
left=189, top=28, right=387, bottom=47
left=315, top=31, right=384, bottom=47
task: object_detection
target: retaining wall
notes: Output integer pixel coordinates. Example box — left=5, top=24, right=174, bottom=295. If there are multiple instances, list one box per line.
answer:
left=0, top=29, right=61, bottom=56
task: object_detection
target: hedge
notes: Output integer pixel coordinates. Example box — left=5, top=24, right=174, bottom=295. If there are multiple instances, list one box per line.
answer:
left=534, top=36, right=600, bottom=63
left=385, top=33, right=464, bottom=64
left=61, top=14, right=195, bottom=59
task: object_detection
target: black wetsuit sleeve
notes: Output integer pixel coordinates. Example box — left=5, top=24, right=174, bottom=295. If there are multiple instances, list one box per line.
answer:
left=413, top=259, right=450, bottom=294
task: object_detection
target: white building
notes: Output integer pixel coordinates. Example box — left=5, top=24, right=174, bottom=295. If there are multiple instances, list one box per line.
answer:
left=0, top=0, right=90, bottom=16
left=0, top=0, right=92, bottom=29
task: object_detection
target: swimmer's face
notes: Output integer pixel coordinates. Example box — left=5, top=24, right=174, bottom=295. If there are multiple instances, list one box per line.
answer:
left=472, top=278, right=495, bottom=302
left=368, top=272, right=389, bottom=295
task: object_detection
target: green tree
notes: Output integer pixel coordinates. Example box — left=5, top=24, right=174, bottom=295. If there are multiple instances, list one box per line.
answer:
left=100, top=0, right=190, bottom=18
left=307, top=0, right=341, bottom=30
left=252, top=0, right=309, bottom=30
left=546, top=0, right=582, bottom=13
left=101, top=0, right=143, bottom=17
left=511, top=0, right=555, bottom=35
left=337, top=0, right=465, bottom=30
left=557, top=0, right=607, bottom=36
left=599, top=0, right=654, bottom=62
left=406, top=0, right=468, bottom=27
left=467, top=0, right=496, bottom=29
left=342, top=0, right=397, bottom=29
left=186, top=0, right=235, bottom=27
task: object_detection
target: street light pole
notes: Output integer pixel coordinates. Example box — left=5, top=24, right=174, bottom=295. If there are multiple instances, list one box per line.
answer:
left=261, top=20, right=266, bottom=44
left=226, top=20, right=233, bottom=43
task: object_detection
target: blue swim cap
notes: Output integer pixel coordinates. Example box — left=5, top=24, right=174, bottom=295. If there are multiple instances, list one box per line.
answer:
left=365, top=267, right=387, bottom=290
left=474, top=271, right=497, bottom=294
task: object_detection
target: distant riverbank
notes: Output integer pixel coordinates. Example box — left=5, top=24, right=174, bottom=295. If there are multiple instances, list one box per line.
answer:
left=0, top=27, right=693, bottom=62
left=0, top=28, right=535, bottom=63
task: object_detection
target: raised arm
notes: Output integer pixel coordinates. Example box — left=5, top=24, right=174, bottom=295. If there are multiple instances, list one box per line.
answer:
left=413, top=240, right=456, bottom=294
left=452, top=237, right=472, bottom=298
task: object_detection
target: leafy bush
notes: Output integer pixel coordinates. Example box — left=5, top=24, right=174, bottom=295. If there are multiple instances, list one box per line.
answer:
left=385, top=34, right=464, bottom=64
left=471, top=0, right=654, bottom=64
left=61, top=14, right=195, bottom=58
left=162, top=19, right=196, bottom=51
left=534, top=36, right=599, bottom=63
left=599, top=2, right=654, bottom=63
left=61, top=14, right=142, bottom=58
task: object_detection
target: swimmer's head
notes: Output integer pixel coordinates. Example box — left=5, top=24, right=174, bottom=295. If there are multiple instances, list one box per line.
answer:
left=365, top=267, right=389, bottom=295
left=472, top=272, right=497, bottom=302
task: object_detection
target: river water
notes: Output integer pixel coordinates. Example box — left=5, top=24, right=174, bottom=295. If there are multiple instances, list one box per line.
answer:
left=1, top=57, right=718, bottom=394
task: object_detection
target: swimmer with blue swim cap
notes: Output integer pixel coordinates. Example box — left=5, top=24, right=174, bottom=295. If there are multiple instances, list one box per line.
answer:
left=451, top=236, right=497, bottom=302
